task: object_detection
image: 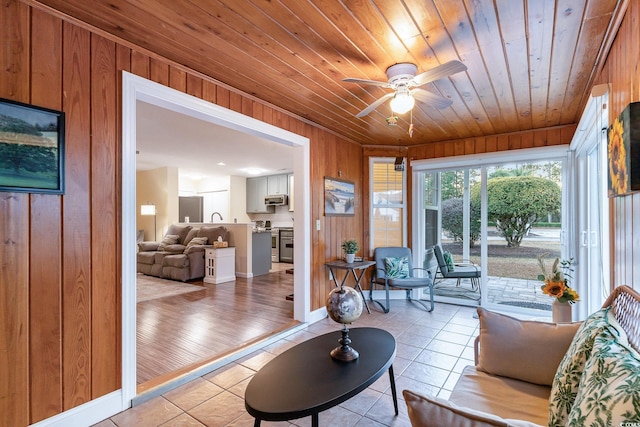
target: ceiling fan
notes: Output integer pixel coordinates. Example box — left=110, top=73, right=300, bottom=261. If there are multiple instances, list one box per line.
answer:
left=343, top=60, right=467, bottom=117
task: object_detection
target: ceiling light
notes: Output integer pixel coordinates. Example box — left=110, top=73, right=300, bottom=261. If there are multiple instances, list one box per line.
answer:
left=245, top=168, right=263, bottom=175
left=217, top=162, right=225, bottom=166
left=390, top=92, right=415, bottom=114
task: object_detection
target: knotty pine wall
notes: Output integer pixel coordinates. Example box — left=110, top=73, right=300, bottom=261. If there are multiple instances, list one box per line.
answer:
left=596, top=0, right=640, bottom=292
left=0, top=1, right=362, bottom=425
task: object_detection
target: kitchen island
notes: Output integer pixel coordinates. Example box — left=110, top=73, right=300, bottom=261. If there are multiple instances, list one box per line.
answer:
left=178, top=222, right=271, bottom=278
left=251, top=229, right=272, bottom=276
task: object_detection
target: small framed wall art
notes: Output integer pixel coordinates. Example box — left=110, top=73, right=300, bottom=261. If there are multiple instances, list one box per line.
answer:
left=608, top=102, right=639, bottom=197
left=0, top=98, right=65, bottom=194
left=324, top=176, right=355, bottom=216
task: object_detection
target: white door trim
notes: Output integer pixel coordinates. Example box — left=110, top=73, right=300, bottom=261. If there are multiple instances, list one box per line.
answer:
left=121, top=71, right=311, bottom=406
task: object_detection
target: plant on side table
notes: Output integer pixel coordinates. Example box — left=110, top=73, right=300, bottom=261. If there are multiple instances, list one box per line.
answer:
left=341, top=239, right=359, bottom=263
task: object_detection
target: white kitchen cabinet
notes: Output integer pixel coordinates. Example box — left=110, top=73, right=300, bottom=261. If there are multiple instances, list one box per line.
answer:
left=267, top=174, right=288, bottom=195
left=204, top=247, right=236, bottom=284
left=246, top=176, right=272, bottom=213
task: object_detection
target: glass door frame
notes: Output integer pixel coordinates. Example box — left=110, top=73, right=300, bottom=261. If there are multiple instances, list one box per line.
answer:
left=569, top=87, right=610, bottom=318
left=412, top=146, right=570, bottom=312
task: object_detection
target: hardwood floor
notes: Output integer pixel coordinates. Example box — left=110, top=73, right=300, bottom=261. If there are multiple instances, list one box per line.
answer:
left=136, top=265, right=294, bottom=386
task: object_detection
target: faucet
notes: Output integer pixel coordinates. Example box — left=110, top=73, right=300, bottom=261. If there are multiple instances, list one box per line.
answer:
left=210, top=211, right=223, bottom=222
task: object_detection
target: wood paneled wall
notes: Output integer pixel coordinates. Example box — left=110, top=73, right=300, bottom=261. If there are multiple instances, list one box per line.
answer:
left=596, top=0, right=640, bottom=291
left=2, top=0, right=637, bottom=425
left=0, top=1, right=362, bottom=425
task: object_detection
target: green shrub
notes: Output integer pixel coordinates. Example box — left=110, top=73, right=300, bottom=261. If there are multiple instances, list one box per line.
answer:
left=441, top=197, right=480, bottom=247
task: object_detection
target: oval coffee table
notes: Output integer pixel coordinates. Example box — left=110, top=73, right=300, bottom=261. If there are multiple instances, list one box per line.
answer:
left=244, top=327, right=398, bottom=426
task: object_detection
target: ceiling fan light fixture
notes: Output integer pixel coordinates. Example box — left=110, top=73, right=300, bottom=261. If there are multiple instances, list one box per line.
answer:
left=390, top=92, right=415, bottom=114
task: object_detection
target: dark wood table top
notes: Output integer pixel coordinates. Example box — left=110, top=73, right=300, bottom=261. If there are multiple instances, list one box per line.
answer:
left=324, top=259, right=376, bottom=270
left=244, top=327, right=396, bottom=422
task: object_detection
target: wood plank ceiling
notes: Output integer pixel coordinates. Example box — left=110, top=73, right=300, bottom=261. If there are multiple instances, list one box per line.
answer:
left=33, top=0, right=620, bottom=147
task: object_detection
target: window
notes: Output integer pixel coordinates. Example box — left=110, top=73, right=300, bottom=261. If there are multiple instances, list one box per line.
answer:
left=370, top=158, right=406, bottom=249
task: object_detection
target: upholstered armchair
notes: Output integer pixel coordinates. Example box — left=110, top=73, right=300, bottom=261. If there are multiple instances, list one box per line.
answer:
left=370, top=246, right=434, bottom=313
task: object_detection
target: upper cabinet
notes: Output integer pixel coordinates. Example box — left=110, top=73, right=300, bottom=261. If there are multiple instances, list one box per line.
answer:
left=247, top=174, right=289, bottom=213
left=267, top=174, right=288, bottom=195
left=246, top=177, right=272, bottom=213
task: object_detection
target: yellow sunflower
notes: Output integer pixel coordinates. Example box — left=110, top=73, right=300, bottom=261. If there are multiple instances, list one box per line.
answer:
left=542, top=280, right=566, bottom=298
left=566, top=288, right=580, bottom=302
left=608, top=117, right=628, bottom=194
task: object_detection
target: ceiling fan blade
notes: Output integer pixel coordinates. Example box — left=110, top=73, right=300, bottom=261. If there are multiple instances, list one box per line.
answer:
left=342, top=77, right=390, bottom=88
left=412, top=60, right=467, bottom=87
left=411, top=89, right=453, bottom=109
left=355, top=92, right=395, bottom=117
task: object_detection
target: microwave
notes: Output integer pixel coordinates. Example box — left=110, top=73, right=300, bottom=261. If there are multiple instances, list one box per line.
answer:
left=264, top=194, right=288, bottom=206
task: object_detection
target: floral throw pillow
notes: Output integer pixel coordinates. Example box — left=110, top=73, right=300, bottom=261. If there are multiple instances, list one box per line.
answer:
left=566, top=331, right=640, bottom=426
left=443, top=251, right=455, bottom=271
left=548, top=307, right=626, bottom=427
left=385, top=256, right=409, bottom=279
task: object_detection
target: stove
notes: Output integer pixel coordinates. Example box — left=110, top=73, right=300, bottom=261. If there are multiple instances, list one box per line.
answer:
left=279, top=227, right=293, bottom=263
left=271, top=228, right=280, bottom=262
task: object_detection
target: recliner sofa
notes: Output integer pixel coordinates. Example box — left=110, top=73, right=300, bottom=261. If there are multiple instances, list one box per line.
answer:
left=137, top=224, right=229, bottom=282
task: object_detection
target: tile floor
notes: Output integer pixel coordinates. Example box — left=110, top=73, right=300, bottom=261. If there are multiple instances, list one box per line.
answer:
left=94, top=301, right=479, bottom=426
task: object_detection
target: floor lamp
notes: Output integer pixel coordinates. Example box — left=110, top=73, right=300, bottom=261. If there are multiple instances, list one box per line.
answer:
left=140, top=204, right=157, bottom=241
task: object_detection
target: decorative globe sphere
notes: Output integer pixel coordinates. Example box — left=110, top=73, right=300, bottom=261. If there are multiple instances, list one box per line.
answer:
left=326, top=286, right=363, bottom=324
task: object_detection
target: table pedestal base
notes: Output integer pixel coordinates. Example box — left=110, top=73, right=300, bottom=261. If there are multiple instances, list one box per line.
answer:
left=330, top=325, right=359, bottom=362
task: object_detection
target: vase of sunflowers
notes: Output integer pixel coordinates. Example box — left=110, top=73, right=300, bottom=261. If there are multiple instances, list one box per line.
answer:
left=537, top=253, right=579, bottom=323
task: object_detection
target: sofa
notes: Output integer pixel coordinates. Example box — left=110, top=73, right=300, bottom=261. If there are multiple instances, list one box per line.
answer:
left=137, top=224, right=230, bottom=282
left=404, top=285, right=640, bottom=427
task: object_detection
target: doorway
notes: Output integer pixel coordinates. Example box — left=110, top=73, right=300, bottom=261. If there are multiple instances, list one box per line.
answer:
left=122, top=72, right=311, bottom=403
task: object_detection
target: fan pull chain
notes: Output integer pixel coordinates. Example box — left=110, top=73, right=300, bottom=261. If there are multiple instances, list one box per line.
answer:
left=408, top=109, right=414, bottom=137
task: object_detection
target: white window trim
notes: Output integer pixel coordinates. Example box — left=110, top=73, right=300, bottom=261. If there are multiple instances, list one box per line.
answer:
left=411, top=145, right=569, bottom=171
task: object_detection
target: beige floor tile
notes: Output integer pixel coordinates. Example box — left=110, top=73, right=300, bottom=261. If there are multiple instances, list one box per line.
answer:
left=238, top=350, right=276, bottom=371
left=204, top=363, right=256, bottom=389
left=363, top=394, right=411, bottom=426
left=92, top=419, right=117, bottom=427
left=424, top=338, right=466, bottom=357
left=339, top=387, right=383, bottom=415
left=163, top=377, right=225, bottom=411
left=414, top=348, right=459, bottom=370
left=159, top=413, right=206, bottom=426
left=188, top=391, right=246, bottom=426
left=110, top=396, right=183, bottom=427
left=226, top=376, right=252, bottom=399
left=402, top=361, right=451, bottom=388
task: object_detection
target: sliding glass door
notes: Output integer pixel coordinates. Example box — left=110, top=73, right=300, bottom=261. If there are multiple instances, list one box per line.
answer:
left=413, top=148, right=569, bottom=316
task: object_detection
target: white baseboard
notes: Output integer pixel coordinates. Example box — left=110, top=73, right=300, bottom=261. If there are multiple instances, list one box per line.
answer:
left=29, top=391, right=125, bottom=427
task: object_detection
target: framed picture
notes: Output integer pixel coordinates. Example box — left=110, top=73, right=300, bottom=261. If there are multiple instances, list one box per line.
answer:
left=324, top=176, right=355, bottom=216
left=608, top=102, right=639, bottom=197
left=0, top=98, right=65, bottom=194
